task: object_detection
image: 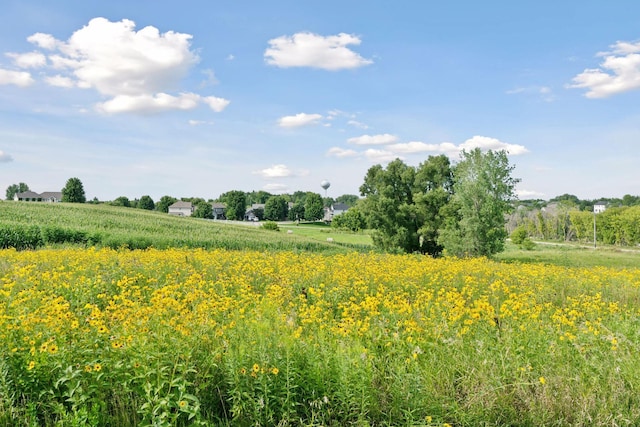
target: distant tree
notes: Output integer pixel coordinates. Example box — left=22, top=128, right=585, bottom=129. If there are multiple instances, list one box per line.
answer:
left=138, top=195, right=155, bottom=210
left=111, top=196, right=131, bottom=207
left=193, top=201, right=213, bottom=219
left=156, top=196, right=177, bottom=213
left=246, top=190, right=273, bottom=205
left=288, top=203, right=305, bottom=221
left=438, top=149, right=519, bottom=257
left=6, top=182, right=30, bottom=200
left=252, top=207, right=265, bottom=221
left=222, top=190, right=247, bottom=220
left=264, top=196, right=289, bottom=221
left=323, top=197, right=335, bottom=208
left=61, top=177, right=86, bottom=203
left=331, top=208, right=366, bottom=232
left=290, top=191, right=308, bottom=205
left=304, top=192, right=325, bottom=221
left=335, top=194, right=359, bottom=207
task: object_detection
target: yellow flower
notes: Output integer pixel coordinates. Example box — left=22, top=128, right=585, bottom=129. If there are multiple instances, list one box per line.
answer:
left=252, top=363, right=260, bottom=373
left=240, top=367, right=247, bottom=375
left=93, top=363, right=102, bottom=372
left=84, top=365, right=92, bottom=372
left=48, top=344, right=58, bottom=354
left=271, top=367, right=279, bottom=375
left=179, top=400, right=188, bottom=408
left=27, top=361, right=35, bottom=371
left=539, top=376, right=546, bottom=385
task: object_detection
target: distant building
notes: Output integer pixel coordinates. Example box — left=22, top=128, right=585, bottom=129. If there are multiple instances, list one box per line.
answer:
left=212, top=202, right=226, bottom=220
left=14, top=191, right=62, bottom=202
left=168, top=201, right=194, bottom=216
left=593, top=201, right=607, bottom=214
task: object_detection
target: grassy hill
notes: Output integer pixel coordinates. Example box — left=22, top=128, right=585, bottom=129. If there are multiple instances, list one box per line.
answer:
left=0, top=201, right=366, bottom=253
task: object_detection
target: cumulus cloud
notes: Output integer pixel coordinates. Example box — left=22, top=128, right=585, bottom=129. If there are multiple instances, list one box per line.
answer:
left=265, top=32, right=373, bottom=70
left=347, top=133, right=398, bottom=145
left=459, top=135, right=529, bottom=155
left=516, top=189, right=545, bottom=198
left=347, top=119, right=369, bottom=129
left=568, top=39, right=640, bottom=98
left=364, top=148, right=399, bottom=163
left=278, top=113, right=323, bottom=128
left=263, top=183, right=289, bottom=193
left=0, top=69, right=33, bottom=87
left=6, top=51, right=46, bottom=68
left=0, top=150, right=13, bottom=162
left=326, top=147, right=358, bottom=158
left=386, top=136, right=527, bottom=157
left=11, top=17, right=229, bottom=114
left=253, top=164, right=294, bottom=179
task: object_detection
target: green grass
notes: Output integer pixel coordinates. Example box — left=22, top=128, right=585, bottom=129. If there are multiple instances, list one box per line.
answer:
left=279, top=221, right=373, bottom=248
left=0, top=201, right=364, bottom=253
left=496, top=241, right=640, bottom=269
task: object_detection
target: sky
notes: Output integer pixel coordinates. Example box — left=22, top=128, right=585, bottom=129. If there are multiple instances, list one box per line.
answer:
left=1, top=1, right=639, bottom=202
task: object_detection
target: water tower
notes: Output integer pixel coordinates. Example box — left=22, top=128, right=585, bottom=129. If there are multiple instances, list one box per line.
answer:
left=320, top=180, right=331, bottom=196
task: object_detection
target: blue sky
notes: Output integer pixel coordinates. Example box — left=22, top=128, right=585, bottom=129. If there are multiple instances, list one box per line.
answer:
left=1, top=1, right=639, bottom=201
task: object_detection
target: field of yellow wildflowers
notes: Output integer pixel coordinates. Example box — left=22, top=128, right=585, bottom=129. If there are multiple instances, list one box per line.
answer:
left=1, top=247, right=640, bottom=426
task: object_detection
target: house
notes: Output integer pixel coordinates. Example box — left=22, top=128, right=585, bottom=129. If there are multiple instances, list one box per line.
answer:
left=331, top=203, right=349, bottom=217
left=14, top=191, right=42, bottom=201
left=39, top=192, right=63, bottom=203
left=212, top=202, right=226, bottom=220
left=593, top=201, right=607, bottom=214
left=168, top=201, right=194, bottom=216
left=245, top=203, right=265, bottom=221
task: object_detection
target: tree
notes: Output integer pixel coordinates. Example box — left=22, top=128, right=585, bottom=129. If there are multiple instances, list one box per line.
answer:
left=264, top=196, right=289, bottom=221
left=438, top=149, right=519, bottom=257
left=304, top=192, right=324, bottom=221
left=288, top=203, right=305, bottom=221
left=6, top=182, right=30, bottom=200
left=193, top=201, right=213, bottom=219
left=138, top=195, right=155, bottom=210
left=156, top=196, right=177, bottom=213
left=221, top=190, right=247, bottom=220
left=331, top=208, right=366, bottom=232
left=335, top=194, right=360, bottom=207
left=61, top=177, right=86, bottom=203
left=111, top=196, right=131, bottom=207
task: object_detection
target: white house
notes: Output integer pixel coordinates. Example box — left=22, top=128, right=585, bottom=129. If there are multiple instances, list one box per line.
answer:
left=168, top=201, right=194, bottom=216
left=14, top=191, right=62, bottom=202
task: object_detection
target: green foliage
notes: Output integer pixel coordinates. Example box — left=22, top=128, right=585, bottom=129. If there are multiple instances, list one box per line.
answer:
left=510, top=226, right=528, bottom=245
left=110, top=196, right=131, bottom=207
left=5, top=182, right=29, bottom=200
left=521, top=238, right=536, bottom=250
left=138, top=195, right=155, bottom=210
left=246, top=190, right=273, bottom=205
left=359, top=155, right=452, bottom=255
left=331, top=209, right=366, bottom=232
left=288, top=203, right=305, bottom=221
left=61, top=177, right=86, bottom=203
left=0, top=224, right=42, bottom=250
left=251, top=207, right=265, bottom=221
left=261, top=221, right=280, bottom=231
left=335, top=194, right=359, bottom=207
left=156, top=196, right=177, bottom=213
left=221, top=191, right=247, bottom=221
left=438, top=149, right=519, bottom=257
left=192, top=202, right=214, bottom=219
left=304, top=192, right=324, bottom=221
left=264, top=196, right=288, bottom=221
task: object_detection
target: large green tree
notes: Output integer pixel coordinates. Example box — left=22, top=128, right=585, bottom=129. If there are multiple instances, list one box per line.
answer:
left=221, top=190, right=247, bottom=220
left=192, top=201, right=213, bottom=219
left=335, top=194, right=360, bottom=207
left=264, top=196, right=289, bottom=221
left=61, top=177, right=86, bottom=203
left=5, top=182, right=30, bottom=200
left=304, top=192, right=324, bottom=221
left=359, top=155, right=452, bottom=255
left=138, top=195, right=155, bottom=210
left=156, top=196, right=177, bottom=213
left=438, top=149, right=519, bottom=257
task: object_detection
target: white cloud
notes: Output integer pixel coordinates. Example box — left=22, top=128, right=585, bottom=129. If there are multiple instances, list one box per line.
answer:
left=265, top=32, right=373, bottom=70
left=364, top=148, right=399, bottom=163
left=347, top=119, right=369, bottom=129
left=568, top=39, right=640, bottom=98
left=0, top=150, right=13, bottom=162
left=459, top=135, right=529, bottom=155
left=253, top=164, right=293, bottom=179
left=263, top=183, right=289, bottom=193
left=188, top=120, right=213, bottom=126
left=0, top=69, right=33, bottom=87
left=278, top=113, right=323, bottom=128
left=226, top=54, right=235, bottom=61
left=45, top=75, right=75, bottom=88
left=387, top=141, right=458, bottom=156
left=506, top=85, right=555, bottom=102
left=27, top=32, right=58, bottom=50
left=97, top=92, right=202, bottom=114
left=327, top=147, right=358, bottom=158
left=15, top=17, right=229, bottom=114
left=6, top=51, right=46, bottom=68
left=347, top=133, right=398, bottom=145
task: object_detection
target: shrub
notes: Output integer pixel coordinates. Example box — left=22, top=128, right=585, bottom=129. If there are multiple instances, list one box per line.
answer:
left=510, top=226, right=528, bottom=245
left=261, top=221, right=280, bottom=231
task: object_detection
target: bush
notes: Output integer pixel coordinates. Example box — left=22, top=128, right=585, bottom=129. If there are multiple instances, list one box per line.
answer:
left=521, top=238, right=536, bottom=250
left=510, top=226, right=528, bottom=245
left=261, top=221, right=280, bottom=231
left=0, top=224, right=43, bottom=250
